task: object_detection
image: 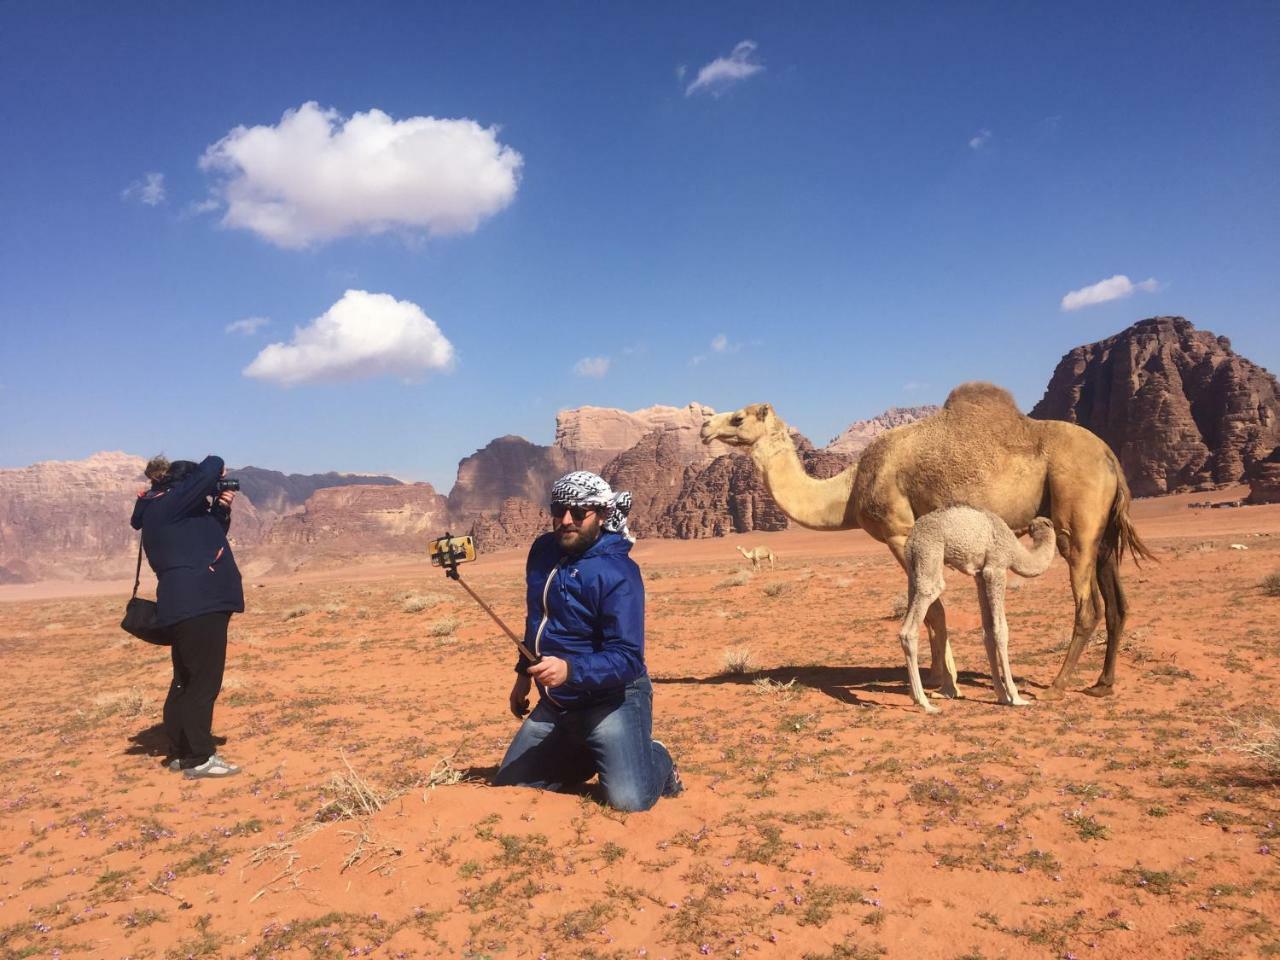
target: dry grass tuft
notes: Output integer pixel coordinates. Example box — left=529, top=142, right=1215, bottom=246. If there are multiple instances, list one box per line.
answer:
left=716, top=570, right=753, bottom=589
left=281, top=605, right=311, bottom=621
left=1262, top=572, right=1280, bottom=598
left=762, top=581, right=790, bottom=598
left=886, top=592, right=908, bottom=620
left=1223, top=713, right=1280, bottom=776
left=316, top=753, right=400, bottom=822
left=429, top=616, right=459, bottom=638
left=722, top=646, right=753, bottom=675
left=401, top=593, right=443, bottom=613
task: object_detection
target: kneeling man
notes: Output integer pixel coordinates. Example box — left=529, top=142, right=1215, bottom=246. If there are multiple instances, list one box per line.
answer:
left=495, top=471, right=682, bottom=811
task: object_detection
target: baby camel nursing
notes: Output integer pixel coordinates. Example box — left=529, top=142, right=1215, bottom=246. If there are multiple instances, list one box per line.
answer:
left=899, top=507, right=1056, bottom=714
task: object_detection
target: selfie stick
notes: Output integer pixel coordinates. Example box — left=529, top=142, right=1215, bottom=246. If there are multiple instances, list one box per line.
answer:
left=435, top=534, right=539, bottom=664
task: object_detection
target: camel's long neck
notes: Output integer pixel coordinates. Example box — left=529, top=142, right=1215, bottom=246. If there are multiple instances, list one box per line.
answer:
left=1010, top=528, right=1056, bottom=578
left=751, top=432, right=859, bottom=531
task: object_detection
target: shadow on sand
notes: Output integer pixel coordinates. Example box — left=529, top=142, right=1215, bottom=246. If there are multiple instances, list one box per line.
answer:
left=655, top=664, right=1044, bottom=709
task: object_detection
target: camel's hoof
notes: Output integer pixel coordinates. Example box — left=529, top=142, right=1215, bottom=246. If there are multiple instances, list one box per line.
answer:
left=1037, top=687, right=1066, bottom=702
left=1082, top=684, right=1115, bottom=699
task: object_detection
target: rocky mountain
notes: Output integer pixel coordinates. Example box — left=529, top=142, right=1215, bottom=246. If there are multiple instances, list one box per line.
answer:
left=469, top=498, right=552, bottom=552
left=227, top=466, right=401, bottom=516
left=0, top=452, right=268, bottom=582
left=651, top=435, right=857, bottom=538
left=267, top=483, right=450, bottom=553
left=826, top=405, right=941, bottom=456
left=1031, top=317, right=1280, bottom=496
left=1247, top=446, right=1280, bottom=504
left=448, top=403, right=732, bottom=519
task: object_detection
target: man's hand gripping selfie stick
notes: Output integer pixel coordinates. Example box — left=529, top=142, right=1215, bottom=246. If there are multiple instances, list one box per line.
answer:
left=430, top=534, right=539, bottom=664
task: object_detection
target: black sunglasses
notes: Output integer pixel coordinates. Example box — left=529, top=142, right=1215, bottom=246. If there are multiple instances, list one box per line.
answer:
left=549, top=502, right=597, bottom=522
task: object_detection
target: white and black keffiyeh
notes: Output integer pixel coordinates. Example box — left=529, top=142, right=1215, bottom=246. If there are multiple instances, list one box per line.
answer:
left=550, top=471, right=634, bottom=541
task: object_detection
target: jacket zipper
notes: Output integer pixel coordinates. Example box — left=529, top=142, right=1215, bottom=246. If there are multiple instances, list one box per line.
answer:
left=534, top=559, right=565, bottom=706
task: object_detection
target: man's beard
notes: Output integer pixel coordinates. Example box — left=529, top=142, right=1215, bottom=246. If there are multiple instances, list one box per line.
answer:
left=556, top=523, right=601, bottom=554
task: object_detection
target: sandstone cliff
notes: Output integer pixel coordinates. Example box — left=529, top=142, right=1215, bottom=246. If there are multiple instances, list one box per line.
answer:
left=826, top=405, right=941, bottom=457
left=267, top=483, right=450, bottom=553
left=228, top=466, right=401, bottom=515
left=0, top=452, right=266, bottom=582
left=446, top=436, right=575, bottom=519
left=1247, top=446, right=1280, bottom=505
left=469, top=498, right=551, bottom=552
left=1031, top=317, right=1280, bottom=496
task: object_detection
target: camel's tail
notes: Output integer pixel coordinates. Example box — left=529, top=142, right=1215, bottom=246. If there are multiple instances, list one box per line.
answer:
left=1104, top=452, right=1155, bottom=567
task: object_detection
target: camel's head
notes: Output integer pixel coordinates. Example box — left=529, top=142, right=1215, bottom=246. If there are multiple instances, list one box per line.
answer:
left=1028, top=516, right=1056, bottom=539
left=700, top=403, right=780, bottom=448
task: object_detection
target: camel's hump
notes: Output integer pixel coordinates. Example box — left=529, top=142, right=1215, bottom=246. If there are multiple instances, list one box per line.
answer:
left=942, top=381, right=1020, bottom=414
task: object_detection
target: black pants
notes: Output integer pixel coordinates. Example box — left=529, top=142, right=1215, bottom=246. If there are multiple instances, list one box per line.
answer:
left=163, top=611, right=231, bottom=766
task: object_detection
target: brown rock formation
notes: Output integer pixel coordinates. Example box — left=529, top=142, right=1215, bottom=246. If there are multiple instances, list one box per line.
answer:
left=825, top=405, right=941, bottom=457
left=267, top=483, right=450, bottom=553
left=1031, top=317, right=1280, bottom=496
left=469, top=498, right=551, bottom=553
left=653, top=434, right=856, bottom=538
left=0, top=451, right=267, bottom=582
left=599, top=430, right=700, bottom=539
left=446, top=436, right=574, bottom=519
left=555, top=403, right=728, bottom=473
left=1247, top=446, right=1280, bottom=504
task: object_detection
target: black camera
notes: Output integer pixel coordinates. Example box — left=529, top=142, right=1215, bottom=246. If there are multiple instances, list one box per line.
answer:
left=215, top=478, right=240, bottom=494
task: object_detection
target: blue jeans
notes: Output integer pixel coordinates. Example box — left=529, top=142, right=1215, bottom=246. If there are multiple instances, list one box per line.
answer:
left=494, top=676, right=675, bottom=812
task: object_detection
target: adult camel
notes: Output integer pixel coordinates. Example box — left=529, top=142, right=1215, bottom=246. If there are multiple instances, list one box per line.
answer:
left=700, top=382, right=1152, bottom=701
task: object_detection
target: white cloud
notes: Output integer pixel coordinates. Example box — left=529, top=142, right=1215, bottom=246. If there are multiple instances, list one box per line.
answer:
left=710, top=332, right=743, bottom=354
left=200, top=101, right=523, bottom=248
left=244, top=289, right=455, bottom=385
left=903, top=380, right=930, bottom=393
left=225, top=316, right=270, bottom=336
left=1060, top=274, right=1160, bottom=312
left=122, top=172, right=166, bottom=206
left=968, top=128, right=992, bottom=150
left=685, top=40, right=764, bottom=97
left=574, top=356, right=611, bottom=379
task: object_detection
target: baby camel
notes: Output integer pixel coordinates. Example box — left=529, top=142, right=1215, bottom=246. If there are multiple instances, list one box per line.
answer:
left=736, top=545, right=776, bottom=570
left=899, top=507, right=1056, bottom=714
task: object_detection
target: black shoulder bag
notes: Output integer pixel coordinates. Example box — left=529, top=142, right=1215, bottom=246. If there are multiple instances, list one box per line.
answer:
left=121, top=539, right=171, bottom=645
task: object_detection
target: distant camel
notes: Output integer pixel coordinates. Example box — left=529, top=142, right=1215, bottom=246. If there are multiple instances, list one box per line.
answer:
left=899, top=507, right=1056, bottom=714
left=702, top=383, right=1152, bottom=701
left=736, top=545, right=776, bottom=570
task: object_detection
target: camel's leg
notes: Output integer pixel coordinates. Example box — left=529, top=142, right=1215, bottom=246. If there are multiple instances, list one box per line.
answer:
left=768, top=553, right=774, bottom=570
left=886, top=536, right=959, bottom=698
left=974, top=573, right=1006, bottom=703
left=1084, top=547, right=1127, bottom=697
left=1039, top=531, right=1103, bottom=701
left=982, top=569, right=1028, bottom=706
left=899, top=583, right=942, bottom=714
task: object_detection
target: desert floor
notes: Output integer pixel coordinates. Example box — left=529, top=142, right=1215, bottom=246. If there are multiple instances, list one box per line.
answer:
left=2, top=489, right=1278, bottom=960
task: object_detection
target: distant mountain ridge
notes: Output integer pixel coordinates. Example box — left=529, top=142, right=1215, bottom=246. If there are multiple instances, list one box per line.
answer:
left=228, top=466, right=402, bottom=516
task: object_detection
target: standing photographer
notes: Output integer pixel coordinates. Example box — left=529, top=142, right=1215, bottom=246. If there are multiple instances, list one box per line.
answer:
left=131, top=455, right=244, bottom=779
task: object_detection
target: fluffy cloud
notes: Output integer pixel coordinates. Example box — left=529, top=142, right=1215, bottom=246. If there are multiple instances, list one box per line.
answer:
left=122, top=172, right=166, bottom=206
left=1060, top=274, right=1160, bottom=312
left=710, top=333, right=740, bottom=353
left=244, top=290, right=454, bottom=385
left=225, top=316, right=270, bottom=336
left=968, top=128, right=992, bottom=150
left=200, top=102, right=523, bottom=248
left=685, top=40, right=764, bottom=97
left=574, top=356, right=611, bottom=379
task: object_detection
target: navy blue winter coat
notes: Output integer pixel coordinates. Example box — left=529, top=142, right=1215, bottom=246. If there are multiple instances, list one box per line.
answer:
left=517, top=530, right=646, bottom=710
left=130, top=456, right=244, bottom=628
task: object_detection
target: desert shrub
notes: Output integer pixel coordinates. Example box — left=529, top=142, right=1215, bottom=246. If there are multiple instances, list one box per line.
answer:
left=762, top=581, right=790, bottom=598
left=429, top=616, right=459, bottom=638
left=1262, top=572, right=1280, bottom=598
left=402, top=593, right=442, bottom=613
left=716, top=571, right=753, bottom=589
left=1223, top=713, right=1280, bottom=776
left=281, top=605, right=311, bottom=621
left=722, top=646, right=753, bottom=674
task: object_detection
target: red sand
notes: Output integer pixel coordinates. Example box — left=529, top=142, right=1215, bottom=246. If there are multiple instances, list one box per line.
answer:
left=2, top=488, right=1278, bottom=958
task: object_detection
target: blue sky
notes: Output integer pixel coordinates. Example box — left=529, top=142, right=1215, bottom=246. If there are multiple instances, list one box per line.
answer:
left=2, top=2, right=1277, bottom=490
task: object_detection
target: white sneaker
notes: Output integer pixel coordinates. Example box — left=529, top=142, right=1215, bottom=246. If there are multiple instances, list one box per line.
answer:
left=183, top=755, right=241, bottom=779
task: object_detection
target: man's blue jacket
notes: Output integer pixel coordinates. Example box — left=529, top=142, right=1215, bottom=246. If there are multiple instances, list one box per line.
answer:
left=130, top=456, right=244, bottom=628
left=518, top=529, right=646, bottom=711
